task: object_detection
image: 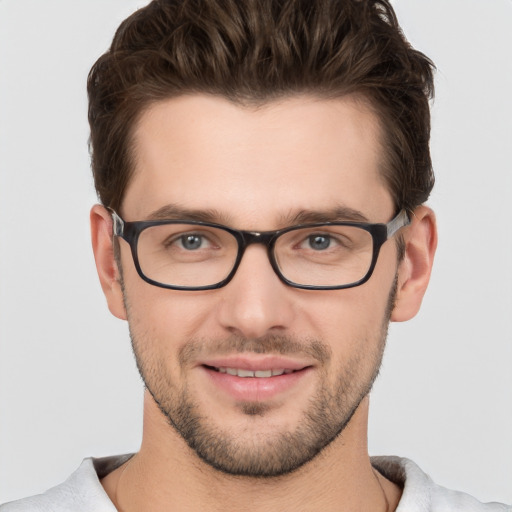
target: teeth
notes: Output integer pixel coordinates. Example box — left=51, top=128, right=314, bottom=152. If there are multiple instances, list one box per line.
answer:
left=237, top=369, right=255, bottom=378
left=255, top=370, right=272, bottom=378
left=216, top=367, right=293, bottom=378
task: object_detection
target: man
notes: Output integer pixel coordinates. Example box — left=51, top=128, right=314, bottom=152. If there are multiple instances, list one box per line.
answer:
left=1, top=0, right=510, bottom=510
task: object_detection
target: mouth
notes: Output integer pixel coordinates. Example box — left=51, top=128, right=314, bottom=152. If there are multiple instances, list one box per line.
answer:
left=199, top=358, right=313, bottom=402
left=204, top=365, right=298, bottom=378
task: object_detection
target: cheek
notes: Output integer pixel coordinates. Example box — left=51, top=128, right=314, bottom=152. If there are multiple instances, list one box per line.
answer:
left=297, top=286, right=391, bottom=340
left=123, top=271, right=221, bottom=346
left=121, top=250, right=202, bottom=329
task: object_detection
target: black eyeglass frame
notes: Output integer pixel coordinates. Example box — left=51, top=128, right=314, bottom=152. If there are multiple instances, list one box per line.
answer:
left=110, top=209, right=410, bottom=291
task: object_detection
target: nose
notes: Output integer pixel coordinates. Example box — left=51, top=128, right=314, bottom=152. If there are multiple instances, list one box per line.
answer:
left=216, top=244, right=295, bottom=339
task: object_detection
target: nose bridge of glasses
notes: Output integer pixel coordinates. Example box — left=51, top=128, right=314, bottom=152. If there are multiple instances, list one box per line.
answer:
left=230, top=230, right=283, bottom=286
left=237, top=230, right=280, bottom=266
left=236, top=230, right=279, bottom=271
left=240, top=230, right=276, bottom=248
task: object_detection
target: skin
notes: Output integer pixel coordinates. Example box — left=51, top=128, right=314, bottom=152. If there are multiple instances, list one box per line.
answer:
left=91, top=94, right=437, bottom=511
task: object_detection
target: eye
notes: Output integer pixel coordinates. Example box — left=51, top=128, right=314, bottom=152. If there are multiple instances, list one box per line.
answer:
left=157, top=226, right=226, bottom=254
left=178, top=234, right=207, bottom=250
left=294, top=230, right=352, bottom=252
left=308, top=235, right=331, bottom=251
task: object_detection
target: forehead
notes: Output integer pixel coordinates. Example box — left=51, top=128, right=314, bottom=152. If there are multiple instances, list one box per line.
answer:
left=123, top=94, right=393, bottom=226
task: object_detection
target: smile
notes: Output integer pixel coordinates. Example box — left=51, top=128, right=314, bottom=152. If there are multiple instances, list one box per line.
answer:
left=211, top=367, right=296, bottom=377
left=199, top=356, right=314, bottom=401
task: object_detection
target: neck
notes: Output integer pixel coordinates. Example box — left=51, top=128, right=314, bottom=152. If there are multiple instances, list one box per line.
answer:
left=102, top=393, right=401, bottom=512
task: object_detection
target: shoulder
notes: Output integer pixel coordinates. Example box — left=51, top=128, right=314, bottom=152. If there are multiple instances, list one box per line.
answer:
left=372, top=456, right=511, bottom=512
left=0, top=455, right=132, bottom=512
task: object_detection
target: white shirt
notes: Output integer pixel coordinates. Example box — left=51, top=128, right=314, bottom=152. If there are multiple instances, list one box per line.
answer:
left=1, top=454, right=510, bottom=511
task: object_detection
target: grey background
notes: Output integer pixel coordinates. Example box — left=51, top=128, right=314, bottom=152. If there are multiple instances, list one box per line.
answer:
left=0, top=0, right=511, bottom=504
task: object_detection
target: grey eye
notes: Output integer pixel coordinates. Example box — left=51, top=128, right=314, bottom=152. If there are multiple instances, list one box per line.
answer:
left=181, top=234, right=203, bottom=250
left=309, top=235, right=330, bottom=250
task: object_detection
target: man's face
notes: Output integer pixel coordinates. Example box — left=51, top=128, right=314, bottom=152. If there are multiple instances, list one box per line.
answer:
left=116, top=95, right=399, bottom=476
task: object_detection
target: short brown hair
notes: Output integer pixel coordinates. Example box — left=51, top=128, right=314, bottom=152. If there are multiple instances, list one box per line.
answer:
left=88, top=0, right=435, bottom=213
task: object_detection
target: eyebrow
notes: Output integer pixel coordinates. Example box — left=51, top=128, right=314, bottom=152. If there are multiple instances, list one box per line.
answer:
left=282, top=207, right=370, bottom=225
left=145, top=203, right=370, bottom=226
left=146, top=204, right=231, bottom=224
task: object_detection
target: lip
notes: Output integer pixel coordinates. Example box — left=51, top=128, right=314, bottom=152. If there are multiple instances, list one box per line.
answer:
left=200, top=356, right=310, bottom=372
left=198, top=356, right=314, bottom=402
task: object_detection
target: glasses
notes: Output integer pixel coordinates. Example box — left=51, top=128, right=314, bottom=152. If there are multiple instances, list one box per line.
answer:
left=111, top=210, right=410, bottom=291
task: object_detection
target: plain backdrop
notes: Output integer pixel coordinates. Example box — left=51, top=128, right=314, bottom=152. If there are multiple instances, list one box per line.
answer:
left=0, top=0, right=511, bottom=505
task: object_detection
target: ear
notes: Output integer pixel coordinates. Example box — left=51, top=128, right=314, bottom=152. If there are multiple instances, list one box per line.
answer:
left=90, top=204, right=127, bottom=320
left=391, top=206, right=437, bottom=322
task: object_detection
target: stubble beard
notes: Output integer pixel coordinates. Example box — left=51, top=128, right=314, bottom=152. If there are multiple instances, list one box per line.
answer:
left=124, top=279, right=397, bottom=478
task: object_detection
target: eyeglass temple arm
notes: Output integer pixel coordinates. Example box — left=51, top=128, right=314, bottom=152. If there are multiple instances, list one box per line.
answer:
left=108, top=209, right=125, bottom=236
left=386, top=210, right=410, bottom=238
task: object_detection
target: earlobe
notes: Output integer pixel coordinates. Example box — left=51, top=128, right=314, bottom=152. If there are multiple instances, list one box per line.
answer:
left=391, top=206, right=437, bottom=322
left=90, top=204, right=127, bottom=320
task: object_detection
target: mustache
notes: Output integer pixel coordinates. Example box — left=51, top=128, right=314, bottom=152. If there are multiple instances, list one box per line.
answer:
left=178, top=334, right=332, bottom=366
